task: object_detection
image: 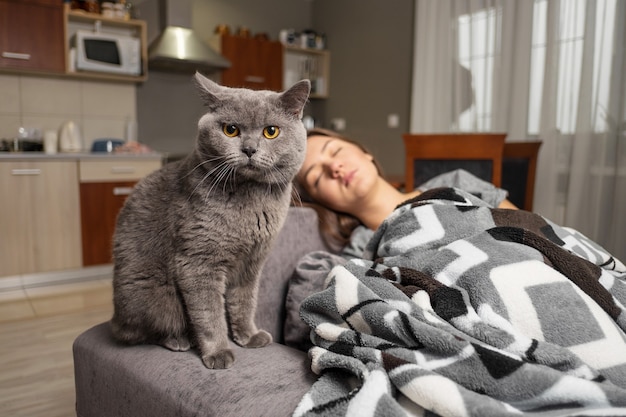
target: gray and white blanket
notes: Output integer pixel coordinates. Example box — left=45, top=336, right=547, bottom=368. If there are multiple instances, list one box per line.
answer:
left=294, top=188, right=626, bottom=417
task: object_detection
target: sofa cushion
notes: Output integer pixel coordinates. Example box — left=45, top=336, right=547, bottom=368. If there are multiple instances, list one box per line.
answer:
left=74, top=323, right=315, bottom=417
left=255, top=207, right=329, bottom=343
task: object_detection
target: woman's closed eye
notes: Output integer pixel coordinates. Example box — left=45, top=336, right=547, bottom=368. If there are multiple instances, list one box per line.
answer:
left=314, top=172, right=322, bottom=188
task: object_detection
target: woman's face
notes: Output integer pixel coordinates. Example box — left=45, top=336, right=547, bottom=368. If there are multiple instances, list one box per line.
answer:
left=297, top=135, right=379, bottom=214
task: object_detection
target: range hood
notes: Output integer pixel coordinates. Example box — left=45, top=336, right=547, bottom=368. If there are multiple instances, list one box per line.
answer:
left=148, top=0, right=230, bottom=72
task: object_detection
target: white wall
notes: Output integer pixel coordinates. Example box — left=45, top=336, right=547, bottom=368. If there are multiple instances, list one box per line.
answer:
left=0, top=74, right=136, bottom=151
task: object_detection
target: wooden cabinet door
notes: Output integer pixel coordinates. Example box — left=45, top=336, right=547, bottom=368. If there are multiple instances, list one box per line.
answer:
left=220, top=34, right=283, bottom=91
left=0, top=161, right=82, bottom=276
left=78, top=158, right=161, bottom=266
left=0, top=0, right=65, bottom=72
left=79, top=181, right=136, bottom=266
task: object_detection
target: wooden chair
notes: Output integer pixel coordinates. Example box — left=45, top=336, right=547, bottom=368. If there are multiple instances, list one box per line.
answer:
left=502, top=141, right=542, bottom=211
left=402, top=133, right=507, bottom=192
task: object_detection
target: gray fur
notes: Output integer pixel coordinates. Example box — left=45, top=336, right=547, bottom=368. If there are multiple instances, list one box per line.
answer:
left=110, top=73, right=310, bottom=369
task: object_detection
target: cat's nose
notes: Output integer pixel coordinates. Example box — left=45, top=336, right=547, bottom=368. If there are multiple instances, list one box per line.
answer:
left=242, top=146, right=257, bottom=158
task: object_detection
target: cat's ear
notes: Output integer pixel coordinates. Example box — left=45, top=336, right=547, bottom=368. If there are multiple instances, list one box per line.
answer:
left=193, top=71, right=222, bottom=109
left=279, top=80, right=311, bottom=119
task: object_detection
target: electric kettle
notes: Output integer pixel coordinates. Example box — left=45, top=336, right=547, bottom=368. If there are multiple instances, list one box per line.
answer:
left=58, top=121, right=83, bottom=152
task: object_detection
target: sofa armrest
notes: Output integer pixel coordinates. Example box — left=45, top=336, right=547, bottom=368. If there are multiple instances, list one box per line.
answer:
left=255, top=206, right=328, bottom=343
left=74, top=323, right=315, bottom=417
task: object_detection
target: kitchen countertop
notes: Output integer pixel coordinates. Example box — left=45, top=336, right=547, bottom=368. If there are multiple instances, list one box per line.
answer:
left=0, top=152, right=164, bottom=161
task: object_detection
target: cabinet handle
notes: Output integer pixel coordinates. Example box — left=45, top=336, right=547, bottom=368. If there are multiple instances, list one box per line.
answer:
left=11, top=168, right=41, bottom=176
left=244, top=76, right=266, bottom=83
left=2, top=52, right=31, bottom=60
left=113, top=187, right=134, bottom=196
left=110, top=166, right=136, bottom=174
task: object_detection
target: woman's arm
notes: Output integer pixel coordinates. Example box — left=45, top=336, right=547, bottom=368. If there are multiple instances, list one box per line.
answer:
left=497, top=199, right=518, bottom=209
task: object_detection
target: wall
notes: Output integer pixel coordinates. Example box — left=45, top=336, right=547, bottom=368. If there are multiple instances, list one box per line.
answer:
left=312, top=0, right=414, bottom=178
left=0, top=74, right=136, bottom=151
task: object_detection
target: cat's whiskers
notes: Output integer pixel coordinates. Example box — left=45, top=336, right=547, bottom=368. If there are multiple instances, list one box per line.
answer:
left=290, top=180, right=304, bottom=207
left=183, top=154, right=223, bottom=178
left=205, top=160, right=237, bottom=201
left=267, top=166, right=290, bottom=196
left=260, top=165, right=278, bottom=196
left=215, top=164, right=236, bottom=199
left=188, top=159, right=230, bottom=201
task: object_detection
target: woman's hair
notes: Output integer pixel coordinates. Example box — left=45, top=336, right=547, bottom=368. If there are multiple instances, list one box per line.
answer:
left=292, top=127, right=384, bottom=251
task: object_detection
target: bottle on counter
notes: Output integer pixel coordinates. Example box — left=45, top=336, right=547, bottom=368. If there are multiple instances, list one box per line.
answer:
left=125, top=117, right=138, bottom=143
left=44, top=130, right=58, bottom=155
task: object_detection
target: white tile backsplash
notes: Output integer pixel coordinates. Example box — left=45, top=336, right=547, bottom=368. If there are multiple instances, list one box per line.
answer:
left=0, top=114, right=21, bottom=138
left=82, top=82, right=136, bottom=118
left=0, top=73, right=136, bottom=146
left=20, top=76, right=82, bottom=116
left=0, top=75, right=20, bottom=114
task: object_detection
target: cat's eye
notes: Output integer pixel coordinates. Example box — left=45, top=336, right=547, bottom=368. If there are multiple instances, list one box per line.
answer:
left=222, top=124, right=240, bottom=137
left=263, top=126, right=280, bottom=139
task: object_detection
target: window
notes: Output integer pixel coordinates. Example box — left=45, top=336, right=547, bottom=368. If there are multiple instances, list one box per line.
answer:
left=457, top=7, right=498, bottom=131
left=456, top=0, right=617, bottom=135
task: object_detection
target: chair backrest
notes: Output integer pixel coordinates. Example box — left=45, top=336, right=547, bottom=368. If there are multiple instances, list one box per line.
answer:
left=403, top=133, right=507, bottom=191
left=502, top=141, right=542, bottom=211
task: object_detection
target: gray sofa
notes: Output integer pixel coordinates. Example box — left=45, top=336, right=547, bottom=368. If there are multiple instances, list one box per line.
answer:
left=73, top=207, right=328, bottom=417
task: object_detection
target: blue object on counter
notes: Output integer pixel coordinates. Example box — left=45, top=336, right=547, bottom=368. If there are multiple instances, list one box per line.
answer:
left=91, top=139, right=124, bottom=153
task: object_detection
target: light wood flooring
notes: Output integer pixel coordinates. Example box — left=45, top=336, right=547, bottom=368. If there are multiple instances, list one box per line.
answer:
left=0, top=276, right=113, bottom=417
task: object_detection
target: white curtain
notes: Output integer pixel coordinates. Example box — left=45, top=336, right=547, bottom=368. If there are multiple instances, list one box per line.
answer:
left=410, top=0, right=626, bottom=262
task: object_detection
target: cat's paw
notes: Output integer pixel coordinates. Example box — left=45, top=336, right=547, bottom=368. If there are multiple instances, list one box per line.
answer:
left=243, top=329, right=272, bottom=348
left=161, top=335, right=191, bottom=352
left=202, top=349, right=235, bottom=369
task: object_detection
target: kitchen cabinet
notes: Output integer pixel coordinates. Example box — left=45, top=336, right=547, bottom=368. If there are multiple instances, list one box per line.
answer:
left=64, top=7, right=148, bottom=82
left=217, top=34, right=283, bottom=91
left=0, top=0, right=65, bottom=73
left=283, top=46, right=330, bottom=98
left=79, top=159, right=161, bottom=266
left=0, top=160, right=82, bottom=276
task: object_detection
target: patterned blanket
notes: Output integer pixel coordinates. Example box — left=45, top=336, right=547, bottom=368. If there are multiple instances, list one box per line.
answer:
left=294, top=188, right=626, bottom=417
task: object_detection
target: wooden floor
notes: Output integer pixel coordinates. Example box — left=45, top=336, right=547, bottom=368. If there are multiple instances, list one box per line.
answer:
left=0, top=278, right=113, bottom=417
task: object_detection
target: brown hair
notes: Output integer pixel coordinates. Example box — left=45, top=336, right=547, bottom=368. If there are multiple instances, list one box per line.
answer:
left=291, top=128, right=384, bottom=251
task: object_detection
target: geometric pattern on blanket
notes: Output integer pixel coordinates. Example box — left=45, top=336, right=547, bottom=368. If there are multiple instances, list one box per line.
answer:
left=295, top=188, right=626, bottom=417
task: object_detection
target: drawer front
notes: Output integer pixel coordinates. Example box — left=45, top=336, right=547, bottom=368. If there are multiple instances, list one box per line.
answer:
left=79, top=159, right=161, bottom=182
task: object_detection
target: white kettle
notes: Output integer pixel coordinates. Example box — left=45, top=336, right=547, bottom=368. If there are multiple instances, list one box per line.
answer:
left=58, top=121, right=83, bottom=153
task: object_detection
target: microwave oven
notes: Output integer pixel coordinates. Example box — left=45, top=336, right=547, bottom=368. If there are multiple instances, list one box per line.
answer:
left=72, top=30, right=141, bottom=76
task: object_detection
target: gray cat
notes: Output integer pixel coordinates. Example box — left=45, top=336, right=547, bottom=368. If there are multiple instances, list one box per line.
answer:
left=110, top=72, right=310, bottom=369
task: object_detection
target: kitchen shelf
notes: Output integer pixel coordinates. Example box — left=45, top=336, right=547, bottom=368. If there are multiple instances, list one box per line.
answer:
left=283, top=45, right=330, bottom=99
left=64, top=8, right=148, bottom=83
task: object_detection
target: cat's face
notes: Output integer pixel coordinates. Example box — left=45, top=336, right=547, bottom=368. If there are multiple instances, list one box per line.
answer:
left=193, top=73, right=311, bottom=186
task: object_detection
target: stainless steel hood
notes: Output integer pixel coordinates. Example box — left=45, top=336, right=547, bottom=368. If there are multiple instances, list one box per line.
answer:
left=148, top=0, right=230, bottom=72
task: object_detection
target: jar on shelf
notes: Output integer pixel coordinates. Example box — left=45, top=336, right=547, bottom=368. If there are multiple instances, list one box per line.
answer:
left=101, top=2, right=114, bottom=18
left=114, top=3, right=127, bottom=19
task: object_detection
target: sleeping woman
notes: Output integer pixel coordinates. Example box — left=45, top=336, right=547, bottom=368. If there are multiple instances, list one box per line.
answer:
left=294, top=127, right=517, bottom=253
left=289, top=128, right=626, bottom=417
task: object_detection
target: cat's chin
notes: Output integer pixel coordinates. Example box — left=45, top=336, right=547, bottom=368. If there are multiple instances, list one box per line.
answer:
left=237, top=159, right=273, bottom=175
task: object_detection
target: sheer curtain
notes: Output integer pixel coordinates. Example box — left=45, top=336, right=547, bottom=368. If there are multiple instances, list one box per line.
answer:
left=410, top=0, right=626, bottom=262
